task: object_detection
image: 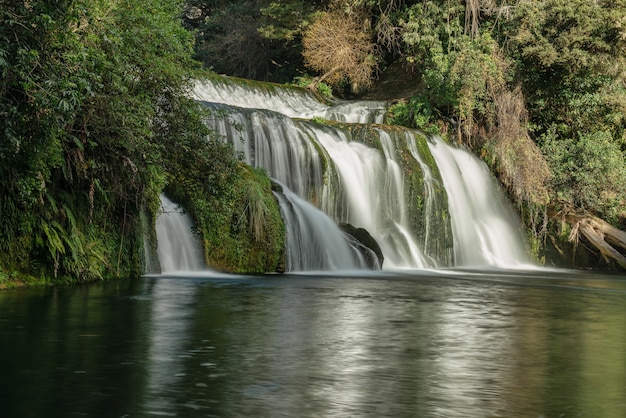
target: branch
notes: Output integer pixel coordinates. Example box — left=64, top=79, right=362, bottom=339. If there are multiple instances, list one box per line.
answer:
left=565, top=212, right=626, bottom=269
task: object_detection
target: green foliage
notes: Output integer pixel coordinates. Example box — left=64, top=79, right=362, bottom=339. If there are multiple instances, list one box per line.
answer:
left=446, top=34, right=505, bottom=136
left=291, top=75, right=333, bottom=97
left=311, top=116, right=330, bottom=125
left=399, top=3, right=508, bottom=140
left=497, top=0, right=626, bottom=226
left=399, top=0, right=467, bottom=63
left=258, top=1, right=320, bottom=41
left=505, top=0, right=626, bottom=140
left=507, top=0, right=626, bottom=78
left=316, top=82, right=334, bottom=98
left=541, top=130, right=626, bottom=224
left=0, top=0, right=219, bottom=283
left=168, top=159, right=285, bottom=273
left=387, top=96, right=438, bottom=134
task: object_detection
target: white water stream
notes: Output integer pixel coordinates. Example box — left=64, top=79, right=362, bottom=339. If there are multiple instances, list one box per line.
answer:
left=155, top=195, right=205, bottom=273
left=427, top=138, right=531, bottom=267
left=194, top=79, right=386, bottom=123
left=275, top=183, right=369, bottom=271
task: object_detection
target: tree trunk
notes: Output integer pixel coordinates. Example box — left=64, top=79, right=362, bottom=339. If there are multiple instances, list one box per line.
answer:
left=564, top=212, right=626, bottom=269
left=308, top=66, right=342, bottom=91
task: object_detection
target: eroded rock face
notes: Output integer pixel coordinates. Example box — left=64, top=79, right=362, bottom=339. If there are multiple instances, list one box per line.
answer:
left=339, top=223, right=384, bottom=269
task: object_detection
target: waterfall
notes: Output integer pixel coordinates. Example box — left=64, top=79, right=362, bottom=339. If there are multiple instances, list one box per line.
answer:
left=189, top=76, right=531, bottom=271
left=194, top=79, right=386, bottom=123
left=427, top=137, right=530, bottom=267
left=155, top=195, right=205, bottom=273
left=405, top=132, right=443, bottom=263
left=201, top=103, right=436, bottom=269
left=312, top=126, right=432, bottom=268
left=275, top=184, right=370, bottom=271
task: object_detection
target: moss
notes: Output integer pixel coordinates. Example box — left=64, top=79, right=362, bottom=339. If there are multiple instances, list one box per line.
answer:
left=200, top=70, right=334, bottom=105
left=217, top=165, right=285, bottom=273
left=0, top=269, right=45, bottom=289
left=400, top=131, right=453, bottom=263
left=170, top=163, right=285, bottom=274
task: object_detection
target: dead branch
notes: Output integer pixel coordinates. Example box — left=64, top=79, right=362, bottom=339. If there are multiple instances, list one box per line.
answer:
left=564, top=212, right=626, bottom=269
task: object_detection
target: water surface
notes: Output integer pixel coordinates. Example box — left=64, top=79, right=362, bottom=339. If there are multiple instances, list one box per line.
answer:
left=1, top=269, right=625, bottom=417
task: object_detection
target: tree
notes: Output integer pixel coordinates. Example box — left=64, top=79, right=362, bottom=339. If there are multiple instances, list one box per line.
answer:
left=0, top=0, right=236, bottom=281
left=182, top=0, right=325, bottom=82
left=503, top=0, right=626, bottom=225
left=302, top=11, right=378, bottom=90
left=505, top=0, right=626, bottom=135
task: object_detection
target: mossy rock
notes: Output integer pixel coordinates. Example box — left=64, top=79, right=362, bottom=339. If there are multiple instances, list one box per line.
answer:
left=165, top=159, right=286, bottom=274
left=198, top=165, right=285, bottom=273
left=339, top=223, right=384, bottom=269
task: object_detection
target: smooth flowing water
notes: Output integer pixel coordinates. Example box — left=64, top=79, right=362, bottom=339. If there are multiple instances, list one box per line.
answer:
left=194, top=78, right=529, bottom=270
left=275, top=184, right=371, bottom=270
left=1, top=271, right=625, bottom=417
left=427, top=137, right=531, bottom=267
left=155, top=195, right=205, bottom=273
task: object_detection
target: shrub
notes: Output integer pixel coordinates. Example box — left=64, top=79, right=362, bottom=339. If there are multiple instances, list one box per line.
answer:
left=302, top=11, right=378, bottom=89
left=542, top=130, right=626, bottom=224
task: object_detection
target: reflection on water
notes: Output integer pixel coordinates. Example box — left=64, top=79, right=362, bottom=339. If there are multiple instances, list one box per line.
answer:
left=144, top=279, right=197, bottom=415
left=0, top=270, right=626, bottom=417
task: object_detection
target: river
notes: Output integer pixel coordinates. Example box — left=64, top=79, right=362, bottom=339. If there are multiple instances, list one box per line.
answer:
left=1, top=269, right=625, bottom=417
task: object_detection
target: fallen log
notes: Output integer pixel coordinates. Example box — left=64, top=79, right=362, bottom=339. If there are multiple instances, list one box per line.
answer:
left=564, top=213, right=626, bottom=269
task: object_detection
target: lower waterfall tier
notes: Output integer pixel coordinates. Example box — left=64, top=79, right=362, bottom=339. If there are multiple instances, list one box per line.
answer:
left=197, top=95, right=529, bottom=270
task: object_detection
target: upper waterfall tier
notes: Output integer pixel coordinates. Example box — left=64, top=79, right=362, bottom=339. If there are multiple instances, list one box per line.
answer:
left=194, top=78, right=386, bottom=123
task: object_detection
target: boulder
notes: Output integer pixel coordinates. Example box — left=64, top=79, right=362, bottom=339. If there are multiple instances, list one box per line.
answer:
left=339, top=223, right=384, bottom=269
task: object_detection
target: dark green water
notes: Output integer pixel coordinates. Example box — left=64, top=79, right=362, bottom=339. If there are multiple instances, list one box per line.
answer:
left=1, top=269, right=625, bottom=417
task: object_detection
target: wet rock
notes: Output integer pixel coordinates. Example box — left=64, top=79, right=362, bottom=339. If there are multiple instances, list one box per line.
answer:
left=339, top=223, right=384, bottom=269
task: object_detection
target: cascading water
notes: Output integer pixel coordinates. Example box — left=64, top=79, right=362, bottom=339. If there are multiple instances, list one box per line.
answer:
left=201, top=103, right=435, bottom=269
left=155, top=195, right=205, bottom=273
left=405, top=131, right=446, bottom=263
left=311, top=126, right=432, bottom=268
left=189, top=76, right=531, bottom=271
left=427, top=137, right=531, bottom=267
left=194, top=79, right=386, bottom=123
left=275, top=183, right=370, bottom=271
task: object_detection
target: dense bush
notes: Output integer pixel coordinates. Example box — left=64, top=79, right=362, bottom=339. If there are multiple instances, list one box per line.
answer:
left=542, top=131, right=626, bottom=225
left=0, top=0, right=272, bottom=283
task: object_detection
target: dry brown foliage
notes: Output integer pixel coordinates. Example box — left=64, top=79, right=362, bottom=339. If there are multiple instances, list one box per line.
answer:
left=492, top=85, right=552, bottom=205
left=302, top=11, right=378, bottom=89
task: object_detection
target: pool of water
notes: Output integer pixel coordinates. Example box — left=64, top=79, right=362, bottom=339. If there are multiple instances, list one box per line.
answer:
left=1, top=268, right=625, bottom=417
